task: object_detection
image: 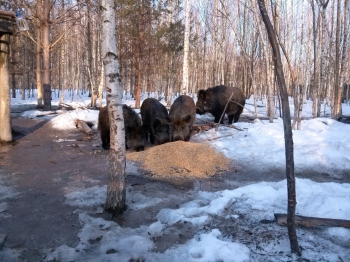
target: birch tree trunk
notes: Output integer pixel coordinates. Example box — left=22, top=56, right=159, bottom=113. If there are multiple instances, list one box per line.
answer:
left=182, top=0, right=191, bottom=95
left=332, top=0, right=342, bottom=119
left=101, top=0, right=126, bottom=215
left=318, top=0, right=330, bottom=117
left=0, top=33, right=12, bottom=142
left=98, top=63, right=104, bottom=108
left=257, top=0, right=301, bottom=255
left=166, top=0, right=173, bottom=105
left=339, top=0, right=349, bottom=106
left=311, top=1, right=319, bottom=118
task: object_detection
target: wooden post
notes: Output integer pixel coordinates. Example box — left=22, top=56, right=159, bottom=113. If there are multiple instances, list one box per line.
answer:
left=0, top=10, right=15, bottom=142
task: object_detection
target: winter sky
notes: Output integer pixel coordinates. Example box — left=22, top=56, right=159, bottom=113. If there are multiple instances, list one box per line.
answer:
left=1, top=91, right=350, bottom=261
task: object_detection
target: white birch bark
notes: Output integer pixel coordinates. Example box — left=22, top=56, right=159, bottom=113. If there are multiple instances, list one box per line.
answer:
left=182, top=0, right=191, bottom=95
left=317, top=1, right=329, bottom=117
left=101, top=0, right=126, bottom=214
left=98, top=64, right=104, bottom=108
left=339, top=0, right=350, bottom=105
left=332, top=0, right=342, bottom=119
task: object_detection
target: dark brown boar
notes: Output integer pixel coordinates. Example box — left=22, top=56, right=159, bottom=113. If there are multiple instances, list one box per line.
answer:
left=98, top=106, right=110, bottom=150
left=98, top=105, right=146, bottom=151
left=169, top=95, right=196, bottom=141
left=140, top=98, right=170, bottom=145
left=123, top=104, right=147, bottom=151
left=196, top=85, right=245, bottom=124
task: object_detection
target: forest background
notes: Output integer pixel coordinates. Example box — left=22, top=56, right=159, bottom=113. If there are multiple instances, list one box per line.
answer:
left=2, top=0, right=350, bottom=121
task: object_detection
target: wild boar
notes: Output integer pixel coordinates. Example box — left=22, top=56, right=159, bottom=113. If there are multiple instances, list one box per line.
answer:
left=98, top=105, right=146, bottom=151
left=169, top=95, right=196, bottom=141
left=140, top=98, right=170, bottom=145
left=196, top=85, right=245, bottom=124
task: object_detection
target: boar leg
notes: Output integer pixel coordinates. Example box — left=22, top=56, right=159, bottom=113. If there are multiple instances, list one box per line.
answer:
left=101, top=132, right=110, bottom=150
left=234, top=108, right=243, bottom=123
left=214, top=114, right=225, bottom=124
left=149, top=129, right=155, bottom=144
left=228, top=114, right=235, bottom=124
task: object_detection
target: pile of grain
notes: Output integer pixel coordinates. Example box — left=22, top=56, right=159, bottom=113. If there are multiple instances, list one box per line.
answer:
left=127, top=141, right=231, bottom=179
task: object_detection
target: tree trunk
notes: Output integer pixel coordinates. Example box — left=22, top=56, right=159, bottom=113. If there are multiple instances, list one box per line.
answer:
left=253, top=5, right=274, bottom=122
left=36, top=0, right=43, bottom=108
left=98, top=63, right=104, bottom=108
left=22, top=35, right=26, bottom=100
left=339, top=0, right=349, bottom=106
left=296, top=7, right=305, bottom=130
left=134, top=4, right=143, bottom=109
left=182, top=0, right=191, bottom=95
left=311, top=0, right=318, bottom=118
left=257, top=0, right=301, bottom=255
left=11, top=72, right=16, bottom=98
left=332, top=0, right=342, bottom=119
left=87, top=0, right=97, bottom=107
left=59, top=43, right=65, bottom=105
left=318, top=0, right=330, bottom=117
left=101, top=0, right=126, bottom=215
left=0, top=33, right=12, bottom=142
left=42, top=0, right=51, bottom=111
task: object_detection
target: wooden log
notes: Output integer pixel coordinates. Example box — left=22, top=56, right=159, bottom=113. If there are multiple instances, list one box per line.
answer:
left=58, top=103, right=74, bottom=111
left=192, top=123, right=215, bottom=133
left=192, top=123, right=243, bottom=133
left=274, top=213, right=350, bottom=228
left=75, top=119, right=92, bottom=135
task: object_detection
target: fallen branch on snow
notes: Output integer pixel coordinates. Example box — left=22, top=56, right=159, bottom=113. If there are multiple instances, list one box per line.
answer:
left=75, top=119, right=92, bottom=135
left=274, top=213, right=350, bottom=228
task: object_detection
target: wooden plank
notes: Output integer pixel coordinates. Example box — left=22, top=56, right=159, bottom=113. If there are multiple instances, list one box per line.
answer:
left=274, top=213, right=350, bottom=228
left=75, top=119, right=92, bottom=135
left=0, top=10, right=16, bottom=19
left=0, top=21, right=14, bottom=34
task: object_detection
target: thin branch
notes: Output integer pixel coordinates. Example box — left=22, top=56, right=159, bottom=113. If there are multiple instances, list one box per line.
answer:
left=50, top=20, right=78, bottom=48
left=24, top=31, right=43, bottom=48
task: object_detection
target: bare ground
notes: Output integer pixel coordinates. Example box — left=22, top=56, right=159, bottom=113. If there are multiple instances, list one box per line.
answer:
left=0, top=107, right=349, bottom=261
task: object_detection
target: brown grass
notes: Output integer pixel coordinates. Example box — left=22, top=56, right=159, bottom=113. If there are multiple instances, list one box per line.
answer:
left=127, top=141, right=232, bottom=179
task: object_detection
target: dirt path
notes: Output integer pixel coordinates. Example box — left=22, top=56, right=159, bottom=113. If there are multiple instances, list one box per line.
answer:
left=0, top=116, right=202, bottom=260
left=1, top=118, right=107, bottom=251
left=1, top=111, right=349, bottom=261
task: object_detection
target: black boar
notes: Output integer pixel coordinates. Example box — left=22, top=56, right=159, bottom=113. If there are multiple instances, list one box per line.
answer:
left=140, top=98, right=170, bottom=145
left=169, top=95, right=196, bottom=141
left=196, top=85, right=245, bottom=124
left=98, top=105, right=146, bottom=151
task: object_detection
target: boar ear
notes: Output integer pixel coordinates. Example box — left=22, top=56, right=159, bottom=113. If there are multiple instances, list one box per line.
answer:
left=183, top=115, right=192, bottom=123
left=153, top=119, right=161, bottom=129
left=197, top=90, right=206, bottom=99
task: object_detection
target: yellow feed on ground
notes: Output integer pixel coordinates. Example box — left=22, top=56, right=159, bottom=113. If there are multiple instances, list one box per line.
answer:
left=127, top=141, right=231, bottom=179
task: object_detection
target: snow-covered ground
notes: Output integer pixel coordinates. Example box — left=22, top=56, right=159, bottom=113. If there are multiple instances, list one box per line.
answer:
left=2, top=90, right=350, bottom=261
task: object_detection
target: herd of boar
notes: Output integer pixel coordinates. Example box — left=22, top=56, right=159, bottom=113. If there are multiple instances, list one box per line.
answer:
left=98, top=85, right=245, bottom=151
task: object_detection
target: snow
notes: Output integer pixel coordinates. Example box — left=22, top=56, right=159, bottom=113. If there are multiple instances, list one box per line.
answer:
left=2, top=90, right=350, bottom=261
